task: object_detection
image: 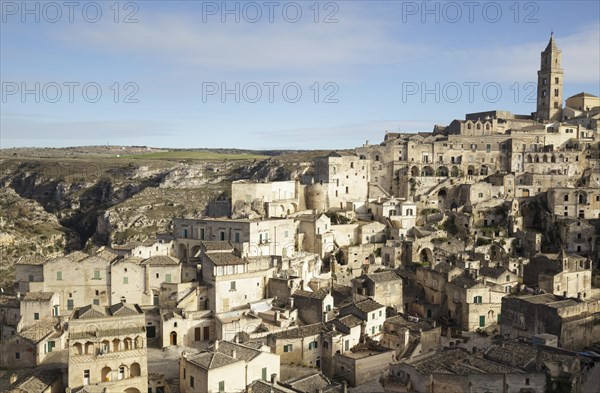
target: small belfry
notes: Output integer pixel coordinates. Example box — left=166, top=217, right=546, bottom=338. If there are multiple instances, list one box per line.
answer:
left=536, top=32, right=564, bottom=121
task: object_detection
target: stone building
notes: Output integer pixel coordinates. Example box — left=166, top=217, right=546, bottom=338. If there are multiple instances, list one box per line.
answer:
left=445, top=274, right=505, bottom=331
left=381, top=314, right=441, bottom=359
left=338, top=298, right=386, bottom=339
left=381, top=341, right=578, bottom=393
left=501, top=293, right=600, bottom=351
left=179, top=339, right=280, bottom=392
left=174, top=217, right=297, bottom=260
left=231, top=180, right=302, bottom=218
left=352, top=271, right=403, bottom=311
left=267, top=323, right=324, bottom=367
left=524, top=251, right=592, bottom=298
left=547, top=187, right=600, bottom=219
left=310, top=151, right=370, bottom=212
left=536, top=33, right=563, bottom=122
left=31, top=252, right=113, bottom=315
left=67, top=302, right=148, bottom=393
left=292, top=288, right=334, bottom=324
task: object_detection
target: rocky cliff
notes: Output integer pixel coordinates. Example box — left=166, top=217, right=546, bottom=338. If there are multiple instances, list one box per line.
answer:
left=0, top=151, right=315, bottom=287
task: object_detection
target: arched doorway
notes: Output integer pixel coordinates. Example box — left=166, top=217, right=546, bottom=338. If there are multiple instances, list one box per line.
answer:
left=170, top=331, right=177, bottom=346
left=178, top=243, right=188, bottom=261
left=419, top=248, right=433, bottom=265
left=101, top=366, right=112, bottom=382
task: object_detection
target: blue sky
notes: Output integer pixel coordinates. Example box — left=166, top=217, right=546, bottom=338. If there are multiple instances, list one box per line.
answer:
left=1, top=0, right=599, bottom=149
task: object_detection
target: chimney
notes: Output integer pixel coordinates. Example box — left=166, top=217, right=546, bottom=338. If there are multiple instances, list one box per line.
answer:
left=214, top=340, right=219, bottom=350
left=271, top=373, right=278, bottom=384
left=322, top=311, right=328, bottom=323
left=274, top=311, right=280, bottom=322
left=10, top=373, right=17, bottom=384
left=288, top=297, right=294, bottom=309
left=342, top=380, right=348, bottom=393
left=231, top=349, right=237, bottom=359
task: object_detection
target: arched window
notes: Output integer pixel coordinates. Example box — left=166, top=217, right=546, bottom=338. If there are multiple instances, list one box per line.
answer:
left=131, top=362, right=141, bottom=377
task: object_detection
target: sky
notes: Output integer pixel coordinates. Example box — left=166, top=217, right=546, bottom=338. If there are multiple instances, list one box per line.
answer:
left=1, top=0, right=599, bottom=150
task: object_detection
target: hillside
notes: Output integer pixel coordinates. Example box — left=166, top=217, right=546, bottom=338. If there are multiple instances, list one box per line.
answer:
left=0, top=147, right=321, bottom=288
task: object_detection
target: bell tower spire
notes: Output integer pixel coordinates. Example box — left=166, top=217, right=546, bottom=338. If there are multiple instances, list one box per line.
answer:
left=536, top=33, right=563, bottom=121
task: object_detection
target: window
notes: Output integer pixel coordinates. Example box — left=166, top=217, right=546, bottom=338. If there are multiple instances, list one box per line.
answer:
left=156, top=273, right=159, bottom=278
left=166, top=274, right=172, bottom=283
left=345, top=340, right=349, bottom=351
left=506, top=275, right=510, bottom=282
left=379, top=310, right=383, bottom=317
left=220, top=232, right=225, bottom=241
left=93, top=299, right=100, bottom=306
left=190, top=376, right=194, bottom=388
left=67, top=299, right=74, bottom=310
left=28, top=274, right=33, bottom=281
left=473, top=296, right=483, bottom=304
left=56, top=271, right=62, bottom=280
left=15, top=352, right=20, bottom=359
left=34, top=312, right=39, bottom=320
left=93, top=270, right=100, bottom=280
left=234, top=232, right=240, bottom=243
left=564, top=194, right=569, bottom=202
left=262, top=367, right=267, bottom=381
left=183, top=368, right=186, bottom=379
left=218, top=381, right=225, bottom=392
left=283, top=344, right=293, bottom=352
left=123, top=277, right=128, bottom=284
left=230, top=281, right=236, bottom=291
left=526, top=378, right=530, bottom=385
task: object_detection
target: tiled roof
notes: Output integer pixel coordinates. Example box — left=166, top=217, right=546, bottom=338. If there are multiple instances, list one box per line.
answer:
left=187, top=351, right=241, bottom=370
left=74, top=304, right=107, bottom=319
left=142, top=255, right=179, bottom=266
left=15, top=255, right=46, bottom=265
left=271, top=323, right=324, bottom=340
left=479, top=267, right=508, bottom=279
left=352, top=298, right=385, bottom=313
left=115, top=256, right=144, bottom=265
left=47, top=251, right=88, bottom=263
left=206, top=253, right=247, bottom=266
left=284, top=373, right=340, bottom=393
left=162, top=310, right=183, bottom=321
left=247, top=380, right=295, bottom=393
left=22, top=292, right=55, bottom=302
left=95, top=249, right=118, bottom=262
left=293, top=288, right=329, bottom=300
left=329, top=314, right=363, bottom=333
left=432, top=262, right=455, bottom=274
left=107, top=302, right=140, bottom=316
left=450, top=275, right=480, bottom=289
left=8, top=369, right=63, bottom=393
left=201, top=241, right=234, bottom=252
left=19, top=319, right=58, bottom=343
left=213, top=340, right=262, bottom=362
left=364, top=271, right=400, bottom=283
left=72, top=303, right=143, bottom=319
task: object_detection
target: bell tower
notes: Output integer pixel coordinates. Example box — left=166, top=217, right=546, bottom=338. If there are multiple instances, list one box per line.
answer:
left=536, top=33, right=563, bottom=122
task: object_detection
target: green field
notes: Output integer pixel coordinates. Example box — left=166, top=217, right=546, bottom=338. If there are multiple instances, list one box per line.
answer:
left=122, top=150, right=269, bottom=160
